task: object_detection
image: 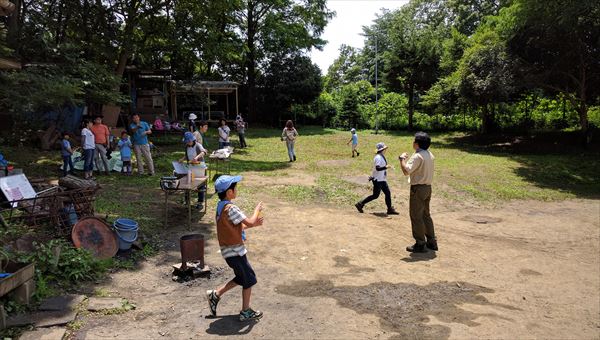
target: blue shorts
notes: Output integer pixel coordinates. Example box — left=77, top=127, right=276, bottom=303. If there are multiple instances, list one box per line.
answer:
left=225, top=255, right=257, bottom=289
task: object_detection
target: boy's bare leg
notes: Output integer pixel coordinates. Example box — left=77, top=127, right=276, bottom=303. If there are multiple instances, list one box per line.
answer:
left=242, top=287, right=252, bottom=310
left=216, top=279, right=238, bottom=297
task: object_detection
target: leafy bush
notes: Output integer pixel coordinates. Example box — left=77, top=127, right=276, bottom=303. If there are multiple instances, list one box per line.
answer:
left=16, top=239, right=111, bottom=284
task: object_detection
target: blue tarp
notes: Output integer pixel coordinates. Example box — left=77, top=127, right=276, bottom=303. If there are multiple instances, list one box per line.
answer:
left=28, top=106, right=85, bottom=133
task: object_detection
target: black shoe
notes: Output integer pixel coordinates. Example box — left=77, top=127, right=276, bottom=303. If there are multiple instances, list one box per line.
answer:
left=355, top=203, right=364, bottom=213
left=293, top=155, right=297, bottom=161
left=387, top=208, right=399, bottom=215
left=426, top=239, right=438, bottom=251
left=357, top=152, right=360, bottom=156
left=406, top=243, right=427, bottom=253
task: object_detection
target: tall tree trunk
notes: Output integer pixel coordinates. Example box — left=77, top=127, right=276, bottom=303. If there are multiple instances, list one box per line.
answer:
left=578, top=65, right=590, bottom=147
left=6, top=0, right=21, bottom=50
left=245, top=1, right=257, bottom=122
left=578, top=102, right=590, bottom=147
left=115, top=48, right=131, bottom=78
left=407, top=83, right=414, bottom=131
left=114, top=1, right=139, bottom=79
left=481, top=104, right=493, bottom=134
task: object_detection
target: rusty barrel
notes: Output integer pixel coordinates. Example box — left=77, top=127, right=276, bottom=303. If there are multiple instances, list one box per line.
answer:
left=180, top=234, right=204, bottom=269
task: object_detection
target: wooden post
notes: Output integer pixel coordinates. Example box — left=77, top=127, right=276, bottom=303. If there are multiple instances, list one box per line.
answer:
left=226, top=93, right=229, bottom=118
left=171, top=84, right=178, bottom=120
left=235, top=87, right=239, bottom=116
left=208, top=88, right=211, bottom=121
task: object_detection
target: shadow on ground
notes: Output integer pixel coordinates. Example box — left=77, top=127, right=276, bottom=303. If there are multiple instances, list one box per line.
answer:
left=439, top=133, right=600, bottom=199
left=276, top=279, right=519, bottom=339
left=205, top=315, right=258, bottom=336
left=401, top=251, right=438, bottom=262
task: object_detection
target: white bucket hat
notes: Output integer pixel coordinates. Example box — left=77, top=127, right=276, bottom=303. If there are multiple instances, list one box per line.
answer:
left=375, top=142, right=388, bottom=153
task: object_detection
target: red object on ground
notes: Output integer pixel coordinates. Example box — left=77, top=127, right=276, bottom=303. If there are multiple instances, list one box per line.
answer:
left=71, top=217, right=118, bottom=259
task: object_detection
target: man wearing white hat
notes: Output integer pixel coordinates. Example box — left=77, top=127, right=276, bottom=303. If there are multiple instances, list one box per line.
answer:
left=355, top=142, right=399, bottom=215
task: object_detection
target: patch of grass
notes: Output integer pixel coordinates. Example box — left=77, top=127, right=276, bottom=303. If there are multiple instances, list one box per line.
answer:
left=274, top=185, right=317, bottom=203
left=97, top=299, right=136, bottom=315
left=93, top=288, right=111, bottom=297
left=67, top=319, right=85, bottom=331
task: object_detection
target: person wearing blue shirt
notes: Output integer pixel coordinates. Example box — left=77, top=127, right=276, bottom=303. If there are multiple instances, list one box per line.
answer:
left=61, top=132, right=75, bottom=177
left=346, top=128, right=360, bottom=158
left=118, top=131, right=133, bottom=175
left=129, top=114, right=155, bottom=175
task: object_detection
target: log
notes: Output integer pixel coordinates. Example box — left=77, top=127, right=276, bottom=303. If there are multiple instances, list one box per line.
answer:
left=58, top=175, right=97, bottom=190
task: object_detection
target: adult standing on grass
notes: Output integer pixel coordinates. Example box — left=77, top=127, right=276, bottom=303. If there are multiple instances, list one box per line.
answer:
left=218, top=118, right=231, bottom=149
left=91, top=115, right=110, bottom=175
left=399, top=132, right=437, bottom=253
left=355, top=142, right=399, bottom=215
left=197, top=120, right=209, bottom=150
left=235, top=115, right=247, bottom=148
left=81, top=119, right=96, bottom=180
left=281, top=120, right=298, bottom=162
left=129, top=113, right=155, bottom=176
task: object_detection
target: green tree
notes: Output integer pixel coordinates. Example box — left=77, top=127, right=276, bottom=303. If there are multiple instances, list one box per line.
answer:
left=234, top=0, right=333, bottom=121
left=261, top=54, right=322, bottom=124
left=457, top=28, right=516, bottom=133
left=384, top=0, right=447, bottom=130
left=506, top=0, right=600, bottom=143
left=323, top=44, right=362, bottom=92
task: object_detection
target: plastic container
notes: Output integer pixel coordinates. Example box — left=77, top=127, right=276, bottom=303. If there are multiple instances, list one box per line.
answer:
left=113, top=218, right=139, bottom=250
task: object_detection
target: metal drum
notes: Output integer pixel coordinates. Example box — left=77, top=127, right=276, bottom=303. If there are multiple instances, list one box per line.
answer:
left=180, top=234, right=205, bottom=269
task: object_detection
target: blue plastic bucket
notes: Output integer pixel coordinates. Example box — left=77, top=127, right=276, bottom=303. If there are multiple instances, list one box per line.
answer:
left=113, top=218, right=139, bottom=250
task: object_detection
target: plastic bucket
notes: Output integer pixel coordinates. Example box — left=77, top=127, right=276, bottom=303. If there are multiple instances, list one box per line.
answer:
left=113, top=218, right=139, bottom=250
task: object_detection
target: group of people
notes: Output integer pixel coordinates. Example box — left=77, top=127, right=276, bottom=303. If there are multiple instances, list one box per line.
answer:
left=215, top=115, right=248, bottom=149
left=204, top=128, right=437, bottom=324
left=354, top=132, right=437, bottom=253
left=62, top=114, right=155, bottom=179
left=153, top=116, right=185, bottom=132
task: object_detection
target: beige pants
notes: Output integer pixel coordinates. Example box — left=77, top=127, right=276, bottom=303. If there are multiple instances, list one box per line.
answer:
left=133, top=144, right=155, bottom=175
left=94, top=144, right=110, bottom=173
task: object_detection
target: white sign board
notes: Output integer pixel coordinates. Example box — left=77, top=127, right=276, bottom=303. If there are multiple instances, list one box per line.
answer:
left=0, top=174, right=37, bottom=207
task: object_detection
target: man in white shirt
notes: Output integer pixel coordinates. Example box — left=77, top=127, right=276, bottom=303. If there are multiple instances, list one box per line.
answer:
left=399, top=132, right=437, bottom=253
left=355, top=142, right=399, bottom=215
left=81, top=119, right=96, bottom=180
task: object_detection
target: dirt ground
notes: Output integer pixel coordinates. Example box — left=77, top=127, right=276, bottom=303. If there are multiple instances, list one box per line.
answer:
left=73, top=178, right=600, bottom=339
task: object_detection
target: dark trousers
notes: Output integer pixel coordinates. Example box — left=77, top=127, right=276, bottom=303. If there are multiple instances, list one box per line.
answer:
left=83, top=149, right=95, bottom=172
left=238, top=133, right=247, bottom=148
left=360, top=180, right=392, bottom=210
left=121, top=160, right=132, bottom=174
left=197, top=183, right=206, bottom=204
left=62, top=155, right=74, bottom=176
left=410, top=185, right=435, bottom=244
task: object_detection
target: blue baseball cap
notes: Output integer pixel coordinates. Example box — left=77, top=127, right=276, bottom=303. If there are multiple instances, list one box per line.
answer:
left=183, top=131, right=196, bottom=143
left=215, top=175, right=243, bottom=193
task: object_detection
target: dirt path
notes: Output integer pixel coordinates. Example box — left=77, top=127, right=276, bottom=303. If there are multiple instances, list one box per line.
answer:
left=74, top=196, right=600, bottom=339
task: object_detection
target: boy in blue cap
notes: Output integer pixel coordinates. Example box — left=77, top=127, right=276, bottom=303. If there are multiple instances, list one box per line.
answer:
left=206, top=175, right=264, bottom=321
left=346, top=128, right=360, bottom=158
